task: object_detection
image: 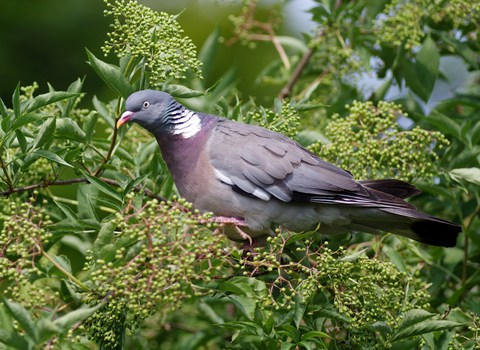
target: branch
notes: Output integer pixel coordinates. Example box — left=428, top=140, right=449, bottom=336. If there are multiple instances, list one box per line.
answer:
left=0, top=176, right=168, bottom=202
left=278, top=47, right=316, bottom=100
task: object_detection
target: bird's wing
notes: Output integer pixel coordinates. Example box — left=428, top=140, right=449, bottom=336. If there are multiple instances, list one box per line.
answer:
left=208, top=119, right=415, bottom=209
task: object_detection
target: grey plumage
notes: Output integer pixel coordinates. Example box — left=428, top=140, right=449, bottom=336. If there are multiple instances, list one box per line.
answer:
left=118, top=90, right=461, bottom=248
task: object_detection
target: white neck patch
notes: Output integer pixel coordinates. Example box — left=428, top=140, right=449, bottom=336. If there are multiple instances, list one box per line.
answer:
left=171, top=110, right=202, bottom=139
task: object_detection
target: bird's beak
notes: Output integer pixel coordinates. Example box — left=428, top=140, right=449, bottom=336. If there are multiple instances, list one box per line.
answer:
left=117, top=111, right=135, bottom=128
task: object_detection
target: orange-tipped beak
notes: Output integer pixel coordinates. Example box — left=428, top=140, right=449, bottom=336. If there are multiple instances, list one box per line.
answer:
left=117, top=111, right=134, bottom=128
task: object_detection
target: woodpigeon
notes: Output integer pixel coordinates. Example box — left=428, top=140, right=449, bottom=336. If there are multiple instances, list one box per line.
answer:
left=117, top=90, right=461, bottom=247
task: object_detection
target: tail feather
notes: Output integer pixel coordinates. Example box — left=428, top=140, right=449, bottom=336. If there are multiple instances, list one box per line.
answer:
left=344, top=207, right=460, bottom=247
left=359, top=179, right=421, bottom=199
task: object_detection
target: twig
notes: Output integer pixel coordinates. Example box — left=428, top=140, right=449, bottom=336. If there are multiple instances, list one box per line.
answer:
left=0, top=151, right=13, bottom=192
left=0, top=176, right=168, bottom=202
left=278, top=47, right=316, bottom=100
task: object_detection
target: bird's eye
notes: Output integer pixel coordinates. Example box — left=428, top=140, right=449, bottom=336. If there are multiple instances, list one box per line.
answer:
left=143, top=101, right=150, bottom=109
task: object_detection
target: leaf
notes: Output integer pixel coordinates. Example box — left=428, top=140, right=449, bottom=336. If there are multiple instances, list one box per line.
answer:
left=198, top=26, right=221, bottom=84
left=278, top=324, right=300, bottom=343
left=294, top=294, right=306, bottom=329
left=396, top=309, right=436, bottom=334
left=92, top=96, right=115, bottom=129
left=33, top=150, right=73, bottom=168
left=450, top=168, right=480, bottom=186
left=391, top=320, right=466, bottom=342
left=383, top=245, right=407, bottom=273
left=316, top=304, right=350, bottom=323
left=337, top=248, right=368, bottom=262
left=86, top=49, right=133, bottom=99
left=228, top=295, right=256, bottom=320
left=0, top=329, right=30, bottom=350
left=219, top=281, right=253, bottom=296
left=402, top=35, right=439, bottom=102
left=54, top=201, right=79, bottom=222
left=157, top=84, right=204, bottom=98
left=367, top=321, right=392, bottom=335
left=83, top=111, right=99, bottom=143
left=32, top=117, right=56, bottom=150
left=53, top=302, right=105, bottom=332
left=52, top=255, right=72, bottom=275
left=12, top=82, right=21, bottom=122
left=56, top=118, right=86, bottom=142
left=280, top=343, right=295, bottom=350
left=93, top=221, right=116, bottom=261
left=422, top=109, right=462, bottom=140
left=27, top=91, right=79, bottom=113
left=219, top=321, right=263, bottom=336
left=62, top=79, right=84, bottom=118
left=10, top=113, right=46, bottom=132
left=434, top=30, right=479, bottom=70
left=15, top=129, right=28, bottom=153
left=2, top=298, right=38, bottom=343
left=0, top=97, right=9, bottom=120
left=296, top=130, right=330, bottom=147
left=301, top=331, right=331, bottom=340
left=83, top=172, right=122, bottom=202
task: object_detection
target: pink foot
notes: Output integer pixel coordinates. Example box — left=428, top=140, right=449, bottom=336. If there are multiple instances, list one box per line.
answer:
left=211, top=216, right=253, bottom=245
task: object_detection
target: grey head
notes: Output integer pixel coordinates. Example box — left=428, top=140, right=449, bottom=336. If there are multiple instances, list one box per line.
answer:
left=117, top=90, right=177, bottom=134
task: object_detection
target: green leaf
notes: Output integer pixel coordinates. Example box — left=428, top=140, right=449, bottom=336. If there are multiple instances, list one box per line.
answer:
left=219, top=281, right=253, bottom=296
left=10, top=113, right=46, bottom=132
left=15, top=129, right=28, bottom=153
left=434, top=30, right=479, bottom=70
left=157, top=84, right=204, bottom=98
left=389, top=339, right=421, bottom=350
left=27, top=91, right=79, bottom=113
left=92, top=196, right=123, bottom=212
left=278, top=324, right=300, bottom=343
left=198, top=26, right=221, bottom=84
left=470, top=120, right=480, bottom=146
left=86, top=195, right=99, bottom=222
left=0, top=97, right=9, bottom=120
left=383, top=245, right=407, bottom=273
left=92, top=96, right=115, bottom=129
left=83, top=111, right=99, bottom=143
left=12, top=82, right=21, bottom=122
left=93, top=221, right=116, bottom=261
left=53, top=302, right=105, bottom=332
left=422, top=109, right=462, bottom=140
left=62, top=79, right=84, bottom=118
left=367, top=321, right=392, bottom=335
left=294, top=294, right=306, bottom=329
left=54, top=201, right=79, bottom=222
left=450, top=168, right=480, bottom=186
left=316, top=304, right=350, bottom=323
left=228, top=295, right=256, bottom=320
left=32, top=117, right=56, bottom=150
left=391, top=320, right=465, bottom=342
left=337, top=248, right=368, bottom=262
left=396, top=309, right=436, bottom=334
left=56, top=118, right=86, bottom=142
left=302, top=331, right=331, bottom=340
left=2, top=298, right=38, bottom=343
left=33, top=150, right=73, bottom=168
left=83, top=172, right=122, bottom=202
left=280, top=343, right=295, bottom=350
left=219, top=321, right=263, bottom=336
left=36, top=317, right=60, bottom=343
left=0, top=329, right=30, bottom=350
left=86, top=48, right=133, bottom=99
left=402, top=34, right=439, bottom=102
left=296, top=130, right=330, bottom=147
left=53, top=255, right=73, bottom=275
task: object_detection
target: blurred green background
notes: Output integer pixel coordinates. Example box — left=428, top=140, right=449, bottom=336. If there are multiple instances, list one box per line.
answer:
left=0, top=0, right=315, bottom=105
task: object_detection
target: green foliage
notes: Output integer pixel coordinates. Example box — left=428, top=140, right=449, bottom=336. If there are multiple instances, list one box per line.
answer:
left=310, top=100, right=449, bottom=182
left=102, top=0, right=203, bottom=85
left=1, top=0, right=480, bottom=349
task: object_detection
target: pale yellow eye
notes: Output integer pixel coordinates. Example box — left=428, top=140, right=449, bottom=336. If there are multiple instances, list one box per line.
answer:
left=143, top=101, right=150, bottom=108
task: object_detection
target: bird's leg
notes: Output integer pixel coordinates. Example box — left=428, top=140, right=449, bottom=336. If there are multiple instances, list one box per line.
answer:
left=211, top=216, right=253, bottom=245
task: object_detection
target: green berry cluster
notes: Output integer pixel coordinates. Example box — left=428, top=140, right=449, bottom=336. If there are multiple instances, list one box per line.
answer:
left=102, top=0, right=202, bottom=85
left=80, top=197, right=236, bottom=348
left=246, top=101, right=300, bottom=138
left=309, top=100, right=449, bottom=182
left=0, top=195, right=53, bottom=305
left=376, top=0, right=480, bottom=50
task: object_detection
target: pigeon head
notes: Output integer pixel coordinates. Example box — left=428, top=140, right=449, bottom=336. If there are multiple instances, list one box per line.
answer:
left=117, top=90, right=175, bottom=133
